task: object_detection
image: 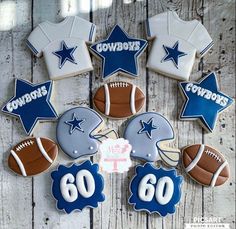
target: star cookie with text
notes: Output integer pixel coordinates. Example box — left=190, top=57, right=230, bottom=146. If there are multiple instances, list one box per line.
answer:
left=179, top=72, right=234, bottom=132
left=2, top=79, right=57, bottom=135
left=90, top=25, right=147, bottom=80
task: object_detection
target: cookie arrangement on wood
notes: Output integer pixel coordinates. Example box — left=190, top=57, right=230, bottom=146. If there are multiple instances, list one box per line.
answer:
left=1, top=11, right=233, bottom=217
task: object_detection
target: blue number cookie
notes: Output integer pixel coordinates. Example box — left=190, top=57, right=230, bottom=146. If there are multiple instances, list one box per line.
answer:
left=124, top=112, right=180, bottom=167
left=129, top=163, right=182, bottom=216
left=51, top=160, right=105, bottom=213
left=56, top=107, right=104, bottom=159
left=179, top=72, right=234, bottom=132
left=90, top=25, right=147, bottom=80
left=2, top=79, right=57, bottom=135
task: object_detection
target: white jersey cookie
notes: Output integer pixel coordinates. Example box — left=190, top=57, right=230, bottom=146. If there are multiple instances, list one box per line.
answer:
left=146, top=11, right=213, bottom=81
left=27, top=16, right=96, bottom=80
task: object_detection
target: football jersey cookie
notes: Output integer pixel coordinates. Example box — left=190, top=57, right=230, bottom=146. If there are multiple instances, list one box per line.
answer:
left=124, top=112, right=180, bottom=167
left=57, top=107, right=105, bottom=159
left=129, top=163, right=182, bottom=216
left=93, top=81, right=145, bottom=118
left=26, top=16, right=96, bottom=80
left=99, top=138, right=132, bottom=173
left=8, top=137, right=58, bottom=177
left=146, top=11, right=213, bottom=80
left=2, top=79, right=57, bottom=135
left=51, top=160, right=105, bottom=213
left=182, top=144, right=230, bottom=187
left=90, top=25, right=147, bottom=80
left=179, top=72, right=234, bottom=132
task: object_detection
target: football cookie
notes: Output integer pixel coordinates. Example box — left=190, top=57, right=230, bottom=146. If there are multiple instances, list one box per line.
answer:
left=146, top=11, right=213, bottom=80
left=1, top=79, right=57, bottom=135
left=182, top=144, right=230, bottom=187
left=90, top=25, right=147, bottom=80
left=99, top=138, right=132, bottom=173
left=124, top=112, right=180, bottom=167
left=51, top=160, right=105, bottom=213
left=179, top=72, right=234, bottom=132
left=26, top=16, right=96, bottom=80
left=93, top=82, right=145, bottom=118
left=8, top=137, right=58, bottom=177
left=129, top=163, right=182, bottom=216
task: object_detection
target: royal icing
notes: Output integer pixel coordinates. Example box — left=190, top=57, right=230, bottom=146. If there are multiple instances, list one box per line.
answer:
left=146, top=11, right=213, bottom=80
left=2, top=79, right=57, bottom=135
left=99, top=138, right=132, bottom=173
left=51, top=160, right=105, bottom=213
left=129, top=163, right=182, bottom=216
left=124, top=112, right=180, bottom=167
left=56, top=107, right=104, bottom=159
left=90, top=25, right=147, bottom=80
left=179, top=72, right=234, bottom=132
left=26, top=16, right=96, bottom=80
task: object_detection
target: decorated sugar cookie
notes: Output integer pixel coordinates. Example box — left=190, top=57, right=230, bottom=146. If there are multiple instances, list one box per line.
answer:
left=129, top=163, right=182, bottom=216
left=124, top=112, right=180, bottom=167
left=99, top=138, right=132, bottom=173
left=146, top=11, right=214, bottom=80
left=2, top=79, right=57, bottom=135
left=51, top=160, right=105, bottom=213
left=90, top=25, right=147, bottom=80
left=182, top=144, right=230, bottom=187
left=93, top=82, right=145, bottom=119
left=179, top=72, right=234, bottom=132
left=26, top=16, right=96, bottom=80
left=57, top=107, right=112, bottom=159
left=8, top=137, right=58, bottom=177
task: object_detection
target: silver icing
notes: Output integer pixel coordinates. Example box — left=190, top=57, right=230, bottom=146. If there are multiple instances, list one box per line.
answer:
left=56, top=107, right=103, bottom=159
left=124, top=112, right=174, bottom=162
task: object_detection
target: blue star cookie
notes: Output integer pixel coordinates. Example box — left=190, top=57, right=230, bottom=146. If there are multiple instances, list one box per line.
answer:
left=138, top=117, right=158, bottom=139
left=161, top=41, right=187, bottom=68
left=51, top=160, right=105, bottom=214
left=179, top=72, right=234, bottom=132
left=129, top=163, right=182, bottom=216
left=53, top=40, right=77, bottom=69
left=2, top=79, right=57, bottom=135
left=65, top=113, right=85, bottom=134
left=90, top=25, right=147, bottom=80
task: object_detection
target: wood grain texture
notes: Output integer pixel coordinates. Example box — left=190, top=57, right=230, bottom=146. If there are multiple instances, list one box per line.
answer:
left=0, top=0, right=235, bottom=229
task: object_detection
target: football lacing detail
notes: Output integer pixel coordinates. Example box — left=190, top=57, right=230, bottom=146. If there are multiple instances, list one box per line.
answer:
left=109, top=82, right=129, bottom=88
left=205, top=149, right=222, bottom=163
left=16, top=140, right=34, bottom=151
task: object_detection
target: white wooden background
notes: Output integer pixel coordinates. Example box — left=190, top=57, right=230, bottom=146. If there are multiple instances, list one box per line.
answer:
left=0, top=0, right=235, bottom=229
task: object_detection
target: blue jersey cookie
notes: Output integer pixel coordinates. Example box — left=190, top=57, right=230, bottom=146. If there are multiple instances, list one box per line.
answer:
left=129, top=163, right=182, bottom=216
left=124, top=112, right=180, bottom=167
left=179, top=72, right=234, bottom=132
left=51, top=160, right=105, bottom=213
left=2, top=79, right=57, bottom=135
left=90, top=25, right=147, bottom=80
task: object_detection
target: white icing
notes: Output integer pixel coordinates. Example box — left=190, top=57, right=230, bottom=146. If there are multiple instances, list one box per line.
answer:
left=210, top=161, right=228, bottom=187
left=130, top=85, right=136, bottom=114
left=205, top=149, right=222, bottom=162
left=10, top=150, right=27, bottom=176
left=104, top=84, right=110, bottom=116
left=16, top=140, right=34, bottom=151
left=138, top=174, right=156, bottom=201
left=76, top=169, right=95, bottom=198
left=110, top=82, right=128, bottom=88
left=155, top=176, right=174, bottom=205
left=185, top=144, right=205, bottom=172
left=36, top=138, right=53, bottom=163
left=96, top=41, right=140, bottom=52
left=60, top=173, right=78, bottom=202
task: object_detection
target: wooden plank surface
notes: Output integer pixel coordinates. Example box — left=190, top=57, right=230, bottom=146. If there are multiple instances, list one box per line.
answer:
left=0, top=0, right=235, bottom=229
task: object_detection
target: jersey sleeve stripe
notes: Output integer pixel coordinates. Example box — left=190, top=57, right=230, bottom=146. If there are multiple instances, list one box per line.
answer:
left=199, top=41, right=214, bottom=56
left=26, top=39, right=39, bottom=55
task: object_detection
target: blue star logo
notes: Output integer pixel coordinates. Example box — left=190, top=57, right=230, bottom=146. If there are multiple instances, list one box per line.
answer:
left=2, top=79, right=57, bottom=135
left=90, top=25, right=147, bottom=80
left=179, top=72, right=234, bottom=132
left=138, top=118, right=158, bottom=139
left=53, top=40, right=77, bottom=69
left=162, top=41, right=187, bottom=68
left=65, top=113, right=85, bottom=134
